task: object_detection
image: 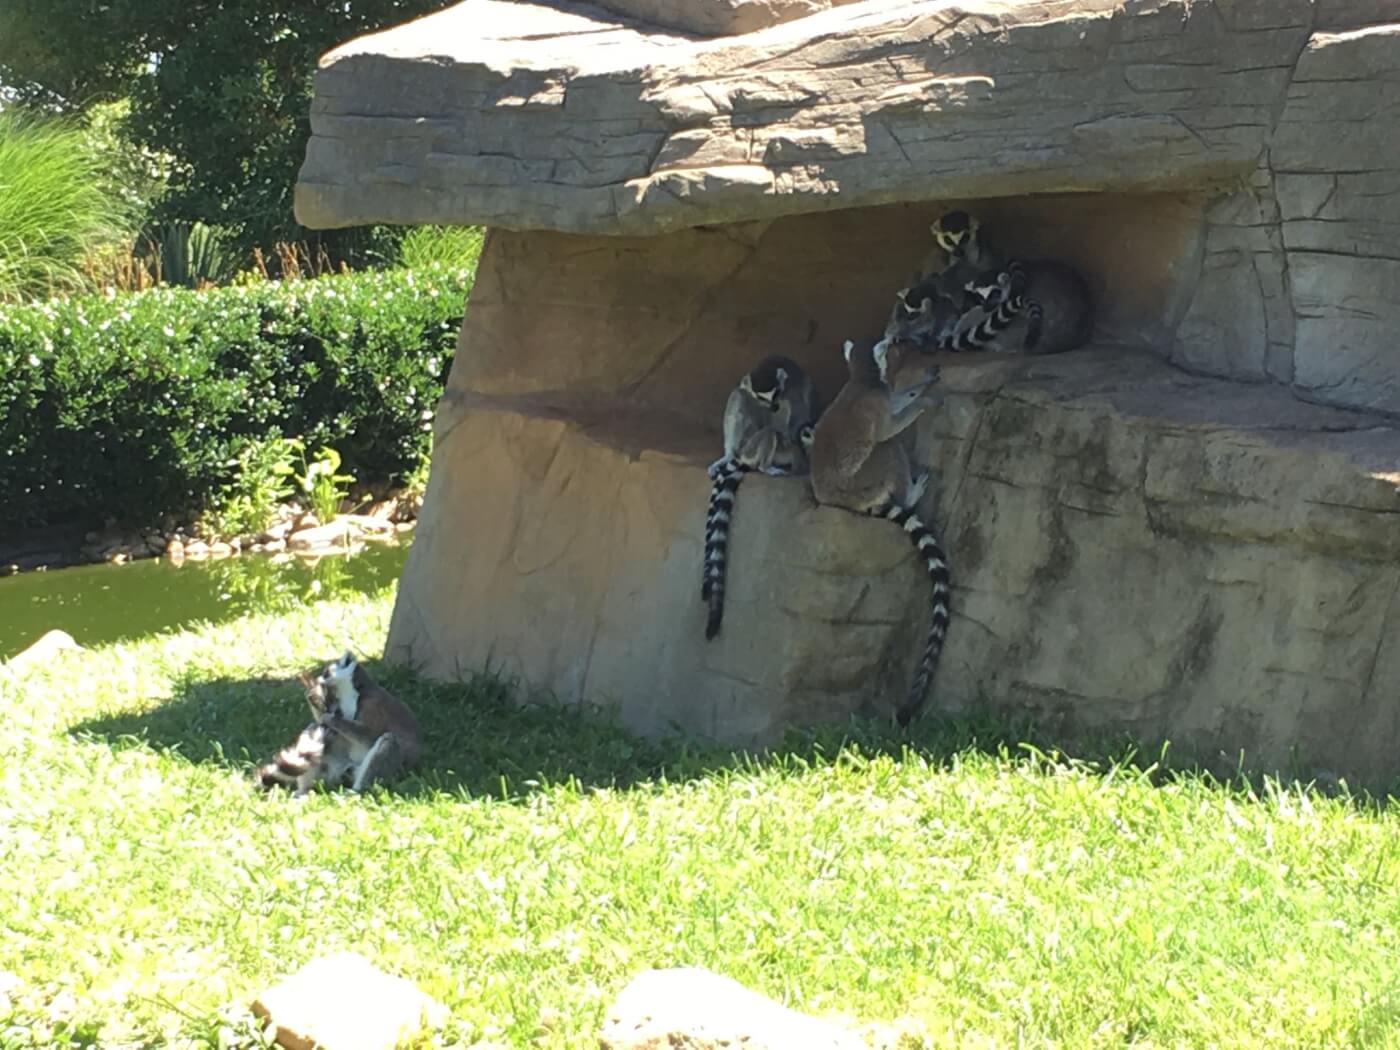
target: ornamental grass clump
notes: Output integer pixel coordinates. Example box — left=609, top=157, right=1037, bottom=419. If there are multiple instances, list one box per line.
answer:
left=0, top=111, right=133, bottom=303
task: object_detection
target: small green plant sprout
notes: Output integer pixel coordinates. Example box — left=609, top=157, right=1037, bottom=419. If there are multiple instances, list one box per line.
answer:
left=202, top=433, right=298, bottom=539
left=296, top=443, right=356, bottom=524
left=394, top=225, right=484, bottom=270
left=401, top=445, right=432, bottom=501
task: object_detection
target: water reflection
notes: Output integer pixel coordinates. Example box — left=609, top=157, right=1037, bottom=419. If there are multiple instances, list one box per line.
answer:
left=0, top=541, right=410, bottom=661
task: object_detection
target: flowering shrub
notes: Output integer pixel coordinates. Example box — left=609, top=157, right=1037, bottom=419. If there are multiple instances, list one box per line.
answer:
left=0, top=266, right=468, bottom=530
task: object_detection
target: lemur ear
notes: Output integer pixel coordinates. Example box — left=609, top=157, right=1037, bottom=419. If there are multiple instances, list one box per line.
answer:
left=872, top=338, right=891, bottom=378
left=842, top=339, right=855, bottom=363
left=774, top=366, right=788, bottom=392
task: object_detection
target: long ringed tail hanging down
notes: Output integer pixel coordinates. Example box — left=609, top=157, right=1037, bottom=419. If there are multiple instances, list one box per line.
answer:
left=702, top=458, right=749, bottom=640
left=870, top=502, right=952, bottom=727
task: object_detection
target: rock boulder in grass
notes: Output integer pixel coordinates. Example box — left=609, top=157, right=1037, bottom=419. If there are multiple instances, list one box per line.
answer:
left=296, top=0, right=1400, bottom=786
left=5, top=629, right=82, bottom=670
left=250, top=952, right=447, bottom=1050
left=598, top=967, right=866, bottom=1050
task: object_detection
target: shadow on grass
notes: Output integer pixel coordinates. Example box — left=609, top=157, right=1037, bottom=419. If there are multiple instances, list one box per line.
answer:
left=69, top=660, right=1370, bottom=802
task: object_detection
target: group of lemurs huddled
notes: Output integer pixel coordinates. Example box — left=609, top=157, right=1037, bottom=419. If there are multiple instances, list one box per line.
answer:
left=702, top=209, right=1093, bottom=727
left=252, top=210, right=1090, bottom=796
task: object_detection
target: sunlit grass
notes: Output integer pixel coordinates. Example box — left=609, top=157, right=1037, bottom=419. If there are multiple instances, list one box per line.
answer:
left=3, top=589, right=1400, bottom=1047
left=394, top=226, right=484, bottom=271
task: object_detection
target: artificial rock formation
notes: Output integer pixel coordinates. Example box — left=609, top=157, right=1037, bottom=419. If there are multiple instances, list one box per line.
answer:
left=298, top=0, right=1400, bottom=784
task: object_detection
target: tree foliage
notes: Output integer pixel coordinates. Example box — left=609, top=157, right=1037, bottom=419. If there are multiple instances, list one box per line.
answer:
left=0, top=1, right=446, bottom=264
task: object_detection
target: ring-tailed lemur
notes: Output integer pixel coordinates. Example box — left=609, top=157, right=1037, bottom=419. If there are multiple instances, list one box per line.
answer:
left=256, top=652, right=423, bottom=794
left=803, top=338, right=951, bottom=727
left=930, top=210, right=1093, bottom=355
left=703, top=355, right=819, bottom=640
left=883, top=211, right=1032, bottom=352
left=885, top=273, right=1033, bottom=353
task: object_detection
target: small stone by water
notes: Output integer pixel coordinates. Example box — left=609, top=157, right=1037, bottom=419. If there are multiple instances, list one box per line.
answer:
left=4, top=629, right=83, bottom=671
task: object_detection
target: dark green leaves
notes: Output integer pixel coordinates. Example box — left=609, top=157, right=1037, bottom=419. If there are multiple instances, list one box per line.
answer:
left=0, top=266, right=469, bottom=533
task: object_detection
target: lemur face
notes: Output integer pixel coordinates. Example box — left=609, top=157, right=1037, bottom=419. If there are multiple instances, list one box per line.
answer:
left=317, top=650, right=357, bottom=696
left=743, top=364, right=787, bottom=411
left=931, top=210, right=977, bottom=258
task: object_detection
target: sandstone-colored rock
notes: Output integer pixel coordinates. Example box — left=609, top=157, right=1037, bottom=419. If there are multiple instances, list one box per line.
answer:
left=340, top=513, right=396, bottom=534
left=183, top=539, right=210, bottom=559
left=288, top=520, right=353, bottom=551
left=297, top=0, right=1307, bottom=237
left=6, top=629, right=82, bottom=670
left=251, top=952, right=447, bottom=1050
left=366, top=497, right=399, bottom=521
left=390, top=338, right=1400, bottom=784
left=209, top=541, right=234, bottom=558
left=598, top=968, right=864, bottom=1050
left=165, top=538, right=185, bottom=562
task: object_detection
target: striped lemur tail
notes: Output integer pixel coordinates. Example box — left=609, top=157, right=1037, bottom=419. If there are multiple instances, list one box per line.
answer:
left=935, top=295, right=1027, bottom=352
left=256, top=723, right=329, bottom=790
left=702, top=458, right=749, bottom=640
left=1023, top=299, right=1044, bottom=351
left=941, top=261, right=1043, bottom=352
left=868, top=502, right=951, bottom=727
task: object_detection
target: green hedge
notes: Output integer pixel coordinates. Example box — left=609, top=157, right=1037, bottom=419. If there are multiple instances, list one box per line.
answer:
left=0, top=266, right=470, bottom=531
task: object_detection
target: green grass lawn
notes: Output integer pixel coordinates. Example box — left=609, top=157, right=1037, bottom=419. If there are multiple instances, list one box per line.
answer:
left=3, top=588, right=1400, bottom=1048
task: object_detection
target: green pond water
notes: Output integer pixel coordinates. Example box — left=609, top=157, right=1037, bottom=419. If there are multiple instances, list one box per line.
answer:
left=0, top=541, right=410, bottom=662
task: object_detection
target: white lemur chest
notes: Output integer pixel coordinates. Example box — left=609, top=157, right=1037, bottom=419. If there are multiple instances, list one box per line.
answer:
left=325, top=676, right=375, bottom=762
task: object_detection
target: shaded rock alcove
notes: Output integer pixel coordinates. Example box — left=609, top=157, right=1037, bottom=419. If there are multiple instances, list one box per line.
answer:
left=297, top=0, right=1400, bottom=784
